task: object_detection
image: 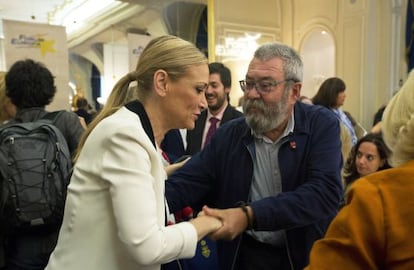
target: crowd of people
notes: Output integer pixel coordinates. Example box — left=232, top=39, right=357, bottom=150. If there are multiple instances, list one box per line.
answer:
left=0, top=59, right=85, bottom=270
left=306, top=68, right=414, bottom=270
left=0, top=34, right=412, bottom=270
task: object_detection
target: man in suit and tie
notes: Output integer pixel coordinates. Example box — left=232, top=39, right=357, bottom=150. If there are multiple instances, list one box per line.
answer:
left=186, top=62, right=244, bottom=155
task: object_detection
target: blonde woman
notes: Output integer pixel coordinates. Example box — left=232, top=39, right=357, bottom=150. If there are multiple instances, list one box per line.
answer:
left=46, top=36, right=222, bottom=270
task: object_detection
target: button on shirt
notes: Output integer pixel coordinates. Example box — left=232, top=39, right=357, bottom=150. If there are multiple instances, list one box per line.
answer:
left=247, top=111, right=295, bottom=247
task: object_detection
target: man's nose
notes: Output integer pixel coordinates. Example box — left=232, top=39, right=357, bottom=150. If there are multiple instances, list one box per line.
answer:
left=245, top=87, right=261, bottom=99
left=205, top=85, right=214, bottom=94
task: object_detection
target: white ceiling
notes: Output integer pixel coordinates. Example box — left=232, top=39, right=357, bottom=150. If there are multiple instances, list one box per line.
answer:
left=0, top=0, right=65, bottom=36
left=0, top=0, right=152, bottom=49
left=0, top=0, right=207, bottom=55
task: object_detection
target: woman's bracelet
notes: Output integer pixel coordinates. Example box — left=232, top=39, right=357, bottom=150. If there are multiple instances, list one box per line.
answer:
left=236, top=201, right=253, bottom=230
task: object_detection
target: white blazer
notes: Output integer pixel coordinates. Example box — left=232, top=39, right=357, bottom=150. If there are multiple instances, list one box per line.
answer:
left=46, top=106, right=197, bottom=270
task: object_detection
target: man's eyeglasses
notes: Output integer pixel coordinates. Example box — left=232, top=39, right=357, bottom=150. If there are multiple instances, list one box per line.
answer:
left=239, top=79, right=293, bottom=95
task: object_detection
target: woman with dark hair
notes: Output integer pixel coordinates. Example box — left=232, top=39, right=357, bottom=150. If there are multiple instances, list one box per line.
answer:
left=306, top=67, right=414, bottom=270
left=343, top=133, right=391, bottom=193
left=312, top=77, right=346, bottom=109
left=312, top=77, right=359, bottom=146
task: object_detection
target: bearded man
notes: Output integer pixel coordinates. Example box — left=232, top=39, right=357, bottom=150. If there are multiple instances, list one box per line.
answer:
left=166, top=42, right=342, bottom=270
left=185, top=62, right=243, bottom=155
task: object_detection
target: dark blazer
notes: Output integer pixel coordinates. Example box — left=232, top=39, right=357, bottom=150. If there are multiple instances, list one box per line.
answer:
left=166, top=102, right=343, bottom=270
left=185, top=105, right=243, bottom=155
left=161, top=129, right=186, bottom=163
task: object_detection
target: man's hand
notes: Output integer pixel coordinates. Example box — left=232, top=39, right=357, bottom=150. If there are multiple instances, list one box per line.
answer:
left=201, top=205, right=253, bottom=240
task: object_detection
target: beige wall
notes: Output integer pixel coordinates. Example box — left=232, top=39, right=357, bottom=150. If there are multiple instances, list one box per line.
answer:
left=209, top=0, right=407, bottom=129
left=208, top=0, right=282, bottom=106
left=62, top=0, right=407, bottom=128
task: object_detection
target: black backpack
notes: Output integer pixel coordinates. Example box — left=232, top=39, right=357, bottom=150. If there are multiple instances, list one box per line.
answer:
left=0, top=111, right=72, bottom=233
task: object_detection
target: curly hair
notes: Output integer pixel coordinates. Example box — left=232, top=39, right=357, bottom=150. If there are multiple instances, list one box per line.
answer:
left=5, top=59, right=56, bottom=109
left=343, top=133, right=391, bottom=187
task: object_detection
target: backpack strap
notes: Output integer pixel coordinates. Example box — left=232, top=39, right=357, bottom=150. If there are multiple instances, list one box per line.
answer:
left=41, top=110, right=66, bottom=124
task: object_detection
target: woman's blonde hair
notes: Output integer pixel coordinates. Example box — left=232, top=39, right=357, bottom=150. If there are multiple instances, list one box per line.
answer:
left=74, top=35, right=207, bottom=162
left=382, top=70, right=414, bottom=167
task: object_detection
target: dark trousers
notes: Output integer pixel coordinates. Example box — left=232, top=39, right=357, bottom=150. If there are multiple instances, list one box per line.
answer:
left=2, top=230, right=58, bottom=270
left=235, top=234, right=289, bottom=270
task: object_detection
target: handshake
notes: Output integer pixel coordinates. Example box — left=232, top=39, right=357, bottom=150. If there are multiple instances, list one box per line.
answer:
left=189, top=204, right=254, bottom=241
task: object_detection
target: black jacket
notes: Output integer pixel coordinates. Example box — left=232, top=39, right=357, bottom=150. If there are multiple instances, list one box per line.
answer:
left=167, top=102, right=343, bottom=270
left=186, top=105, right=243, bottom=155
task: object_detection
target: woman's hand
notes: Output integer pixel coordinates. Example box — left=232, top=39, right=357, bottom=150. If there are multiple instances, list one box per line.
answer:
left=189, top=215, right=223, bottom=241
left=200, top=205, right=253, bottom=241
left=165, top=156, right=191, bottom=176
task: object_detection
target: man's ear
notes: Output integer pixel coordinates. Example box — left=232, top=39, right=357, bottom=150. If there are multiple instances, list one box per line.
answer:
left=291, top=82, right=302, bottom=101
left=153, top=69, right=168, bottom=97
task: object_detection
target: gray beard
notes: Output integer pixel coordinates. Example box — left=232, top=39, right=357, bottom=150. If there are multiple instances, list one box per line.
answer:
left=243, top=97, right=289, bottom=134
